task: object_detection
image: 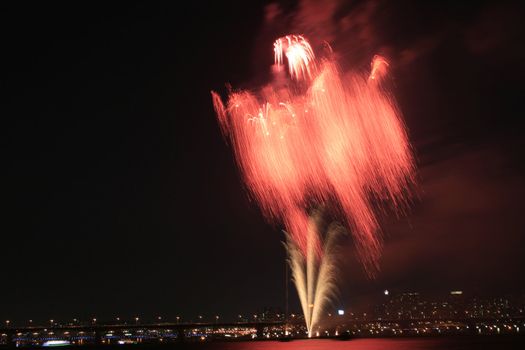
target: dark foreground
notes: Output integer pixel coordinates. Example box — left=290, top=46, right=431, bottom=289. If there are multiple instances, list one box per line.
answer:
left=15, top=336, right=525, bottom=350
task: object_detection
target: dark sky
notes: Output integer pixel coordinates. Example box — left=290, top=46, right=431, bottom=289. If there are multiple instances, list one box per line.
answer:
left=2, top=0, right=525, bottom=324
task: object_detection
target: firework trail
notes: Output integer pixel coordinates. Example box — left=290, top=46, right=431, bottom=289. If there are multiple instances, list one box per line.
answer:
left=212, top=34, right=414, bottom=273
left=368, top=55, right=389, bottom=82
left=284, top=210, right=343, bottom=336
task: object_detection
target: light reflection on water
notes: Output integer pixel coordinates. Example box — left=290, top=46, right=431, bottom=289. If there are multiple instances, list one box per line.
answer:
left=178, top=337, right=525, bottom=350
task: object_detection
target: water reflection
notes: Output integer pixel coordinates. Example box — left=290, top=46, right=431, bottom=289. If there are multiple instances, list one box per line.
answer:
left=176, top=337, right=525, bottom=350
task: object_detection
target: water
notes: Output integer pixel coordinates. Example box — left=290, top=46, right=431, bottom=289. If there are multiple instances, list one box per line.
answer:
left=87, top=336, right=524, bottom=350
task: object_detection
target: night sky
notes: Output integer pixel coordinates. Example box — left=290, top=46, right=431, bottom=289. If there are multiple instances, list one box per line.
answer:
left=2, top=0, right=525, bottom=323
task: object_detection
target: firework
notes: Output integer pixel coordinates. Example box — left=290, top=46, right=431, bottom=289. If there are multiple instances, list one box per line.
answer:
left=212, top=35, right=414, bottom=272
left=368, top=54, right=389, bottom=82
left=284, top=210, right=343, bottom=336
left=274, top=35, right=315, bottom=80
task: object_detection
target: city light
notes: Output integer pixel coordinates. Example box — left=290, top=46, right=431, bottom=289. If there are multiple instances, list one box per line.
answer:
left=42, top=340, right=70, bottom=347
left=5, top=296, right=523, bottom=347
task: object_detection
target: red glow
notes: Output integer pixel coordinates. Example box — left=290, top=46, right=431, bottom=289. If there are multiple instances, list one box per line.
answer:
left=212, top=36, right=414, bottom=273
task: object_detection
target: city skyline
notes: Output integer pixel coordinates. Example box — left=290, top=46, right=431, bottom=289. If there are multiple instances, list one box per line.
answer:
left=1, top=289, right=523, bottom=346
left=1, top=289, right=523, bottom=325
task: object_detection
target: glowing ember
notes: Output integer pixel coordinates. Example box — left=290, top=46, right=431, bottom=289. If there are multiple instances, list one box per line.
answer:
left=212, top=35, right=414, bottom=273
left=369, top=54, right=389, bottom=82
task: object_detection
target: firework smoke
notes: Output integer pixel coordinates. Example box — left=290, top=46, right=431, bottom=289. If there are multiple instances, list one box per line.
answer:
left=211, top=34, right=414, bottom=273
